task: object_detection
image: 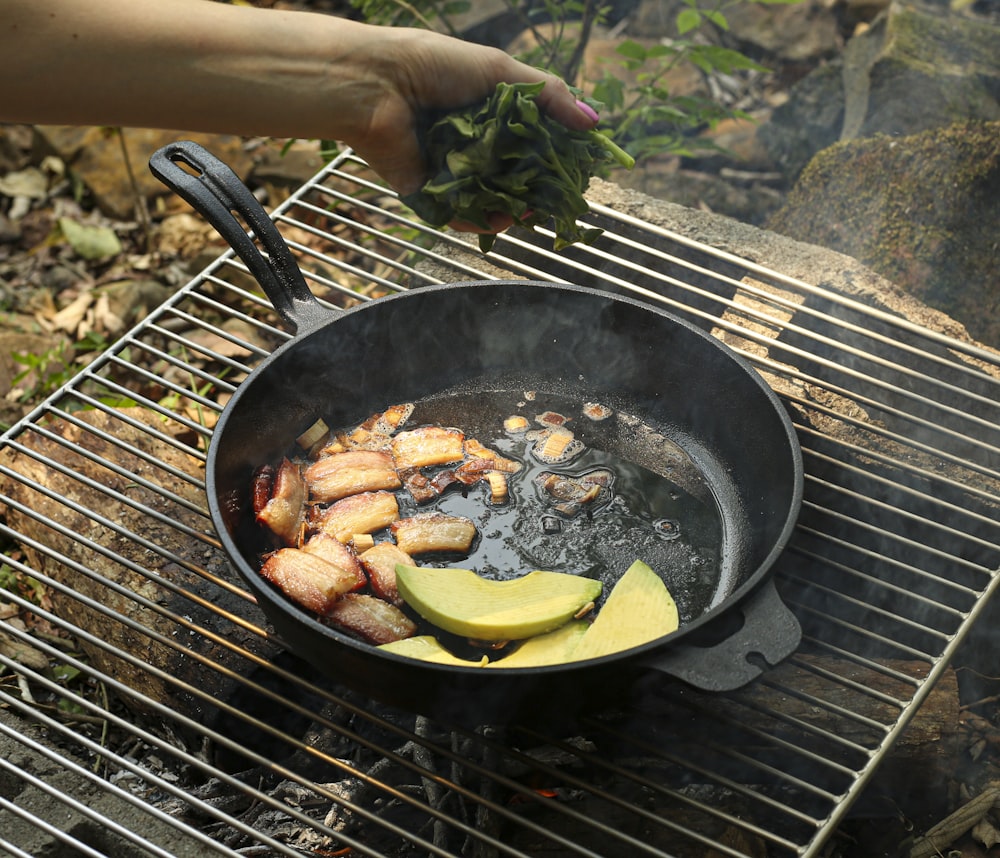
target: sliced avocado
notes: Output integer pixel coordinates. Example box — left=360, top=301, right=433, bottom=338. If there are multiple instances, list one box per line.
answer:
left=487, top=621, right=590, bottom=668
left=378, top=635, right=488, bottom=666
left=570, top=560, right=678, bottom=661
left=395, top=565, right=602, bottom=641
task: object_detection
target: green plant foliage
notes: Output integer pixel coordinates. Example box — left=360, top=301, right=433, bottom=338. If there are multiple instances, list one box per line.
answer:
left=354, top=0, right=792, bottom=166
left=10, top=331, right=137, bottom=412
left=0, top=563, right=45, bottom=604
left=402, top=81, right=633, bottom=251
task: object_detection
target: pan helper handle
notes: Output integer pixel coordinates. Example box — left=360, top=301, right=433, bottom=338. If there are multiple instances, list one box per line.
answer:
left=638, top=579, right=802, bottom=691
left=149, top=141, right=328, bottom=335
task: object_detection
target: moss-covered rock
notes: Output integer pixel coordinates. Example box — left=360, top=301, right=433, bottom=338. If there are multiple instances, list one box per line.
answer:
left=767, top=120, right=1000, bottom=345
left=841, top=2, right=1000, bottom=140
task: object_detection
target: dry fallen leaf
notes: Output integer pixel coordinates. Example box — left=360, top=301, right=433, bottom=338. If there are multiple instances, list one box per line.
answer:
left=44, top=290, right=95, bottom=334
left=0, top=167, right=48, bottom=200
left=973, top=816, right=1000, bottom=850
left=0, top=625, right=49, bottom=670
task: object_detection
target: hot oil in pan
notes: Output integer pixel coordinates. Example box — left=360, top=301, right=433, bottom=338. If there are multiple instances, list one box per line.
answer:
left=402, top=391, right=726, bottom=625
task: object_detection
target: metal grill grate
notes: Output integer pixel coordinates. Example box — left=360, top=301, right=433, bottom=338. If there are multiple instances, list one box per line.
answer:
left=1, top=151, right=999, bottom=857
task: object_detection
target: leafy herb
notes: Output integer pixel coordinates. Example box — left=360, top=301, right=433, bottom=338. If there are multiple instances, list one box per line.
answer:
left=402, top=81, right=634, bottom=253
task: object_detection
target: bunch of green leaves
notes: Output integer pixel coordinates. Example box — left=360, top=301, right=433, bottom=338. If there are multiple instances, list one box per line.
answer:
left=402, top=81, right=634, bottom=252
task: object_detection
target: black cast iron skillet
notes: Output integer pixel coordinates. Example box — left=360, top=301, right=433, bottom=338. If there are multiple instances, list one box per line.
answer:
left=150, top=141, right=804, bottom=725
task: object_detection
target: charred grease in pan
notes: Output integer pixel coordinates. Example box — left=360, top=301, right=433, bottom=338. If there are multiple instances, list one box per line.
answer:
left=399, top=390, right=726, bottom=625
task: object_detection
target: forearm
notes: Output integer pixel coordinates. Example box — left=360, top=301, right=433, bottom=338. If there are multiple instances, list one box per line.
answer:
left=2, top=0, right=593, bottom=196
left=2, top=0, right=381, bottom=142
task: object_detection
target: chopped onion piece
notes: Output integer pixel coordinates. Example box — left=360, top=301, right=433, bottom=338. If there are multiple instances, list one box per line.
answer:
left=350, top=533, right=376, bottom=552
left=486, top=471, right=509, bottom=504
left=296, top=418, right=330, bottom=452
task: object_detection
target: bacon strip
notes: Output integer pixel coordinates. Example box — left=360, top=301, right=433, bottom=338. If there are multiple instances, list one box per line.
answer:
left=358, top=541, right=414, bottom=605
left=326, top=593, right=416, bottom=645
left=463, top=439, right=521, bottom=474
left=314, top=491, right=400, bottom=543
left=254, top=458, right=306, bottom=546
left=304, top=450, right=401, bottom=503
left=301, top=532, right=366, bottom=591
left=391, top=513, right=477, bottom=555
left=390, top=426, right=465, bottom=469
left=260, top=548, right=361, bottom=615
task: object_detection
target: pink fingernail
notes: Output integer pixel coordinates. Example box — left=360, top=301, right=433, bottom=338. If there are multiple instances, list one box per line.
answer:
left=576, top=99, right=599, bottom=124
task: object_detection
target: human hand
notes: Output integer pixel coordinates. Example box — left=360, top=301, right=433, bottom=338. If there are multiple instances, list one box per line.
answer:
left=341, top=27, right=600, bottom=233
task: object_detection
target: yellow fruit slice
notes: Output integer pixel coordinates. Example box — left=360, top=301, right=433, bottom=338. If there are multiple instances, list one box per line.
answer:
left=487, top=621, right=590, bottom=668
left=394, top=565, right=602, bottom=641
left=378, top=635, right=488, bottom=666
left=569, top=560, right=678, bottom=661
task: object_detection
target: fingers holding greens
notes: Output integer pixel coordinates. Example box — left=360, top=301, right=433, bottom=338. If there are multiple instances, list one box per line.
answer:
left=403, top=81, right=634, bottom=252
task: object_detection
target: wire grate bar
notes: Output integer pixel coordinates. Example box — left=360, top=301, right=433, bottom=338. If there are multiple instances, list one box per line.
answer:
left=1, top=151, right=998, bottom=857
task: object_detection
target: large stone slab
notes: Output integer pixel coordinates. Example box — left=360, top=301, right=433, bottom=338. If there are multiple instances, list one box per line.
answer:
left=840, top=0, right=1000, bottom=140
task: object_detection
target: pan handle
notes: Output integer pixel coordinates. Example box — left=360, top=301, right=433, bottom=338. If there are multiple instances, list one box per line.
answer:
left=149, top=141, right=329, bottom=335
left=638, top=579, right=801, bottom=692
